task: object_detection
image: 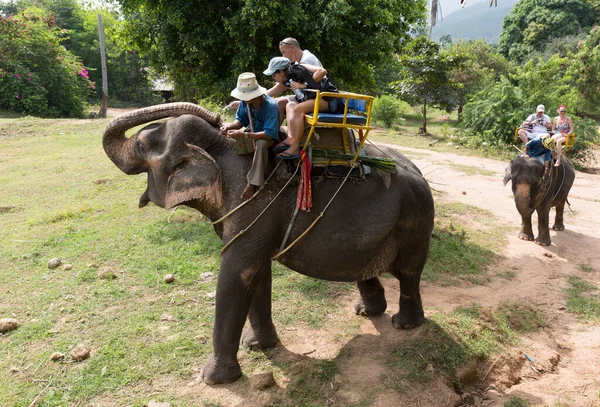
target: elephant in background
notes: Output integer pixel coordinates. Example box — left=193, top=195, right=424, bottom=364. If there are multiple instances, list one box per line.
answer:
left=503, top=156, right=575, bottom=246
left=102, top=103, right=435, bottom=384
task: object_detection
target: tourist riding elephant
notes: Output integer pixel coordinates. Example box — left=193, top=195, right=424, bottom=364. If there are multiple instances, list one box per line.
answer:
left=503, top=156, right=575, bottom=246
left=102, top=103, right=435, bottom=384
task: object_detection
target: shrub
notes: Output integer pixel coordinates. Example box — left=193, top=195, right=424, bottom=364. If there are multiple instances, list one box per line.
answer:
left=0, top=12, right=93, bottom=117
left=372, top=94, right=409, bottom=128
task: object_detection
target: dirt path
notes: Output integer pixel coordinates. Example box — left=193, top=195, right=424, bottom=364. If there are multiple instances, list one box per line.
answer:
left=158, top=144, right=600, bottom=407
left=404, top=146, right=600, bottom=406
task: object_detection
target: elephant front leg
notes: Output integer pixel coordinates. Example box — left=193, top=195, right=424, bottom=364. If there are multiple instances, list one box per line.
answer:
left=552, top=201, right=566, bottom=231
left=519, top=215, right=534, bottom=241
left=241, top=263, right=279, bottom=350
left=355, top=277, right=387, bottom=316
left=535, top=207, right=551, bottom=246
left=200, top=253, right=267, bottom=384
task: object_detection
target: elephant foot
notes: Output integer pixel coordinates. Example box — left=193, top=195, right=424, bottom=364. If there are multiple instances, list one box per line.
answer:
left=535, top=238, right=551, bottom=246
left=552, top=224, right=565, bottom=231
left=354, top=297, right=387, bottom=316
left=392, top=311, right=424, bottom=330
left=518, top=232, right=534, bottom=241
left=199, top=354, right=242, bottom=385
left=241, top=325, right=279, bottom=350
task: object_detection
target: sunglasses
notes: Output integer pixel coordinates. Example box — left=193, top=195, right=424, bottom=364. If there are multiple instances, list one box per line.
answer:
left=279, top=41, right=293, bottom=46
left=559, top=110, right=566, bottom=112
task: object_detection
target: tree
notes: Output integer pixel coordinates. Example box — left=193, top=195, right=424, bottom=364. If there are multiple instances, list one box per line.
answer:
left=449, top=39, right=510, bottom=117
left=461, top=76, right=529, bottom=145
left=497, top=0, right=597, bottom=61
left=392, top=37, right=461, bottom=134
left=567, top=25, right=600, bottom=116
left=115, top=0, right=427, bottom=102
left=0, top=11, right=93, bottom=117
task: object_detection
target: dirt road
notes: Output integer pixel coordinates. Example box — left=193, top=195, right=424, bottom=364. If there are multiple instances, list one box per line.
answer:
left=180, top=145, right=600, bottom=406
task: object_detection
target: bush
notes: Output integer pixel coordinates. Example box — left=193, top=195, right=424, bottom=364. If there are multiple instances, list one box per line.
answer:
left=372, top=94, right=409, bottom=128
left=0, top=12, right=93, bottom=117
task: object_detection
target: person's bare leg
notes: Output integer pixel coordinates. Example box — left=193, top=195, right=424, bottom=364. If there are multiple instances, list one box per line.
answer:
left=518, top=129, right=528, bottom=144
left=554, top=136, right=565, bottom=167
left=281, top=100, right=327, bottom=157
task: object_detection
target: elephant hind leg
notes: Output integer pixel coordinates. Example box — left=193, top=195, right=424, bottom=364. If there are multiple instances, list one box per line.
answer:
left=390, top=251, right=426, bottom=330
left=552, top=200, right=566, bottom=231
left=355, top=277, right=387, bottom=316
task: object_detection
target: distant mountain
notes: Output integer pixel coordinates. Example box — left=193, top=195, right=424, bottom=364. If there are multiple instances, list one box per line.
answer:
left=431, top=0, right=518, bottom=43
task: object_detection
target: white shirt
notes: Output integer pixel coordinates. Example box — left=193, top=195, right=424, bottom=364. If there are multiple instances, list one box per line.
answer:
left=300, top=49, right=322, bottom=67
left=526, top=113, right=551, bottom=133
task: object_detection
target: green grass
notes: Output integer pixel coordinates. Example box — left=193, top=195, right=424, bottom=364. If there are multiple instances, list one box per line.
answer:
left=0, top=110, right=520, bottom=406
left=566, top=276, right=600, bottom=323
left=385, top=301, right=545, bottom=393
left=504, top=396, right=530, bottom=407
left=423, top=202, right=506, bottom=286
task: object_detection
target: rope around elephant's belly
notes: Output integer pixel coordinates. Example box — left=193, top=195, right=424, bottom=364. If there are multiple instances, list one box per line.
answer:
left=211, top=159, right=285, bottom=225
left=220, top=160, right=302, bottom=255
left=271, top=162, right=356, bottom=261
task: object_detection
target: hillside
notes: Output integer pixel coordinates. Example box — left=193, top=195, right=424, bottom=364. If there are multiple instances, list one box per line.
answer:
left=431, top=0, right=518, bottom=43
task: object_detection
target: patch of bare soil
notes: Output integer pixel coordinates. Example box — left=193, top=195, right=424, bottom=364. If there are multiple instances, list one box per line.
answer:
left=145, top=146, right=600, bottom=406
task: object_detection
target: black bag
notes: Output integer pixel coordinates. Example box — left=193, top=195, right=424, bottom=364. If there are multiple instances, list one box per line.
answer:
left=285, top=62, right=338, bottom=102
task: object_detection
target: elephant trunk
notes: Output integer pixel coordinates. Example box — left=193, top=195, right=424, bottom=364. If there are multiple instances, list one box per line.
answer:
left=514, top=183, right=534, bottom=216
left=102, top=103, right=221, bottom=175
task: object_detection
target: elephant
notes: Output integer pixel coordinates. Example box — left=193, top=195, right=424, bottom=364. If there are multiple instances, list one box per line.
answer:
left=102, top=103, right=435, bottom=384
left=503, top=156, right=575, bottom=246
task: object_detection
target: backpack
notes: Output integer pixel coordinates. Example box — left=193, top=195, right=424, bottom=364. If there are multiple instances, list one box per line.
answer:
left=284, top=62, right=338, bottom=102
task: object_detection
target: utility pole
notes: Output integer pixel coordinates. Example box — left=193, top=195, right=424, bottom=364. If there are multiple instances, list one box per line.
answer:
left=97, top=13, right=108, bottom=118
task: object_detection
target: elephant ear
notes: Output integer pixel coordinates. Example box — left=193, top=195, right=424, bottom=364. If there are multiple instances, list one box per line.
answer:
left=164, top=143, right=222, bottom=210
left=503, top=161, right=512, bottom=186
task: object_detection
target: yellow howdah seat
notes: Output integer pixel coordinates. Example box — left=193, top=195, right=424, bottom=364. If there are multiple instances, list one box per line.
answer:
left=514, top=127, right=576, bottom=151
left=302, top=91, right=374, bottom=167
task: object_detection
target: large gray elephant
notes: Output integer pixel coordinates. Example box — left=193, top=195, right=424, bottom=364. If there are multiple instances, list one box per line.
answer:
left=102, top=103, right=435, bottom=384
left=503, top=156, right=575, bottom=246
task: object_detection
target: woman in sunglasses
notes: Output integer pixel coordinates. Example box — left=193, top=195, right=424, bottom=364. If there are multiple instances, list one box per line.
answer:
left=551, top=105, right=574, bottom=167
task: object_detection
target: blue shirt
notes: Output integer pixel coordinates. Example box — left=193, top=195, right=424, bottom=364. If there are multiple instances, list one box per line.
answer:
left=526, top=138, right=551, bottom=162
left=235, top=95, right=280, bottom=142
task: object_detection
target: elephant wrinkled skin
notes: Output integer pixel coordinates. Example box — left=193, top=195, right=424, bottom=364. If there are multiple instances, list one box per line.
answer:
left=504, top=156, right=575, bottom=246
left=102, top=103, right=435, bottom=384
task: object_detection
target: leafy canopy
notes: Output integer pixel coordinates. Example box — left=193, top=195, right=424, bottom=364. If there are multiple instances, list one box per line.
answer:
left=116, top=0, right=427, bottom=102
left=0, top=10, right=93, bottom=117
left=498, top=0, right=598, bottom=61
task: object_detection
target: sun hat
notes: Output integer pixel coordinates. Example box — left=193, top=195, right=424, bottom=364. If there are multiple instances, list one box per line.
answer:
left=541, top=134, right=556, bottom=150
left=230, top=73, right=266, bottom=101
left=263, top=57, right=291, bottom=76
left=536, top=104, right=545, bottom=112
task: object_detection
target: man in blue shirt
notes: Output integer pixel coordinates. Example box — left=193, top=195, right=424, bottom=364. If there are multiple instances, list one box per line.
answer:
left=220, top=73, right=280, bottom=200
left=525, top=135, right=552, bottom=175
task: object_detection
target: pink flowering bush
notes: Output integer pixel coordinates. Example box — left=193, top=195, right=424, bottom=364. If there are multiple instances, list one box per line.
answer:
left=0, top=12, right=93, bottom=117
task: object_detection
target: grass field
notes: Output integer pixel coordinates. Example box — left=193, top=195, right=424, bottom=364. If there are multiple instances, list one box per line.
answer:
left=0, top=109, right=563, bottom=406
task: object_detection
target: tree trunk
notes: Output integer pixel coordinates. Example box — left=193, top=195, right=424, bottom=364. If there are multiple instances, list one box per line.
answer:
left=97, top=14, right=108, bottom=118
left=421, top=99, right=427, bottom=134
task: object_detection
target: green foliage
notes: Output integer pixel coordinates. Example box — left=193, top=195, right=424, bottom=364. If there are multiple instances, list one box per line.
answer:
left=392, top=36, right=462, bottom=133
left=0, top=11, right=93, bottom=117
left=567, top=25, right=600, bottom=116
left=43, top=0, right=160, bottom=106
left=116, top=0, right=427, bottom=102
left=372, top=94, right=408, bottom=128
left=461, top=76, right=529, bottom=146
left=498, top=0, right=598, bottom=61
left=449, top=39, right=511, bottom=116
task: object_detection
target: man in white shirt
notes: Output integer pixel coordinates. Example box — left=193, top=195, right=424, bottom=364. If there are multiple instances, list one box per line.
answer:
left=227, top=38, right=324, bottom=114
left=517, top=104, right=552, bottom=143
